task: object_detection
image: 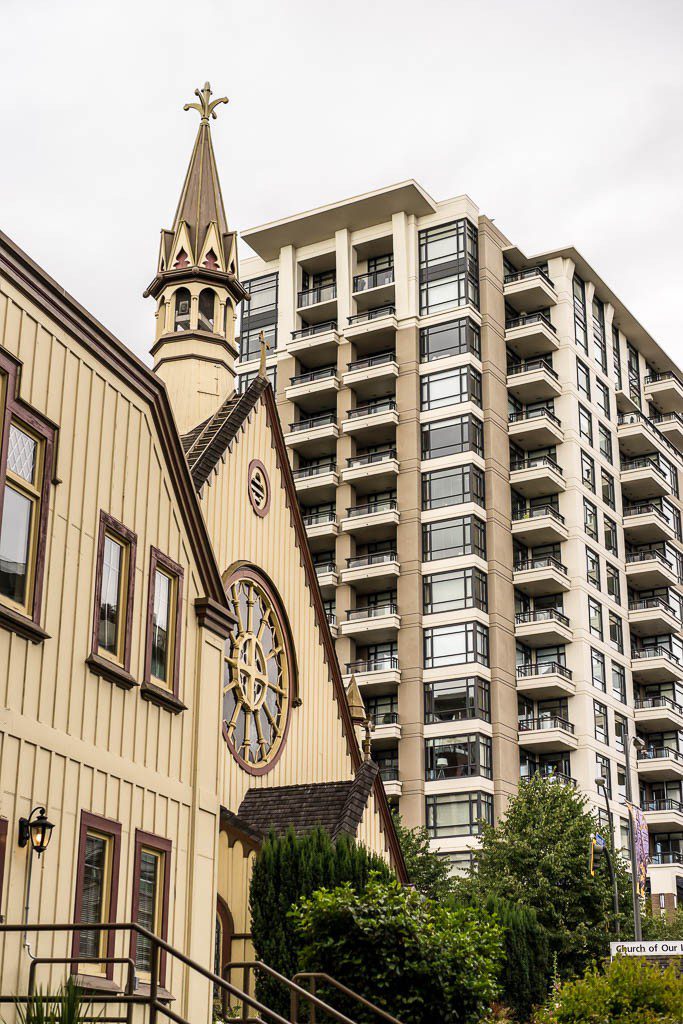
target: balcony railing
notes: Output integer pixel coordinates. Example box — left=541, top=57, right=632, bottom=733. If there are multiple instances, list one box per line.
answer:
left=626, top=549, right=674, bottom=568
left=510, top=454, right=563, bottom=475
left=302, top=510, right=336, bottom=526
left=646, top=371, right=683, bottom=387
left=515, top=609, right=570, bottom=628
left=623, top=502, right=670, bottom=523
left=347, top=602, right=398, bottom=621
left=293, top=461, right=336, bottom=480
left=514, top=555, right=568, bottom=575
left=347, top=398, right=397, bottom=419
left=635, top=696, right=683, bottom=715
left=620, top=457, right=667, bottom=478
left=347, top=551, right=398, bottom=568
left=629, top=596, right=679, bottom=618
left=289, top=366, right=337, bottom=386
left=347, top=305, right=396, bottom=326
left=346, top=351, right=396, bottom=372
left=379, top=766, right=400, bottom=782
left=652, top=411, right=683, bottom=430
left=347, top=448, right=397, bottom=468
left=291, top=320, right=337, bottom=340
left=638, top=746, right=683, bottom=762
left=512, top=505, right=565, bottom=525
left=618, top=411, right=683, bottom=467
left=314, top=561, right=336, bottom=574
left=353, top=268, right=395, bottom=292
left=504, top=266, right=553, bottom=287
left=346, top=498, right=398, bottom=517
left=507, top=359, right=558, bottom=379
left=519, top=715, right=575, bottom=735
left=517, top=661, right=573, bottom=680
left=326, top=611, right=337, bottom=627
left=508, top=408, right=562, bottom=427
left=642, top=798, right=683, bottom=813
left=290, top=413, right=336, bottom=432
left=297, top=283, right=337, bottom=308
left=371, top=711, right=399, bottom=726
left=505, top=312, right=556, bottom=334
left=346, top=655, right=399, bottom=673
left=631, top=646, right=680, bottom=665
left=650, top=851, right=683, bottom=865
left=521, top=769, right=576, bottom=787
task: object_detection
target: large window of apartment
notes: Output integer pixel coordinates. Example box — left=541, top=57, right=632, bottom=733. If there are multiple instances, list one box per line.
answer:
left=612, top=662, right=626, bottom=703
left=419, top=219, right=479, bottom=314
left=72, top=812, right=121, bottom=978
left=89, top=512, right=137, bottom=679
left=421, top=366, right=482, bottom=410
left=604, top=517, right=618, bottom=557
left=581, top=451, right=595, bottom=492
left=424, top=676, right=490, bottom=724
left=584, top=498, right=598, bottom=540
left=239, top=273, right=278, bottom=361
left=423, top=567, right=487, bottom=613
left=578, top=405, right=593, bottom=444
left=609, top=612, right=624, bottom=654
left=130, top=831, right=171, bottom=983
left=594, top=700, right=609, bottom=743
left=577, top=358, right=591, bottom=398
left=425, top=792, right=493, bottom=839
left=422, top=515, right=486, bottom=561
left=615, top=712, right=628, bottom=754
left=420, top=317, right=481, bottom=362
left=573, top=276, right=588, bottom=352
left=593, top=297, right=607, bottom=373
left=423, top=622, right=489, bottom=669
left=421, top=414, right=484, bottom=459
left=596, top=753, right=612, bottom=795
left=586, top=547, right=601, bottom=588
left=425, top=734, right=492, bottom=780
left=421, top=465, right=485, bottom=510
left=598, top=423, right=613, bottom=463
left=627, top=341, right=642, bottom=407
left=606, top=563, right=621, bottom=603
left=596, top=379, right=610, bottom=418
left=612, top=326, right=623, bottom=389
left=601, top=469, right=616, bottom=510
left=591, top=648, right=606, bottom=691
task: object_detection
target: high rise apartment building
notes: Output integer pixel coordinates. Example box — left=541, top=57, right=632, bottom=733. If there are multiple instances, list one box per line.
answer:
left=235, top=180, right=683, bottom=908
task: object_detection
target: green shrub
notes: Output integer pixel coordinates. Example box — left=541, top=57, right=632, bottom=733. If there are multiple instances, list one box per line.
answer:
left=533, top=955, right=683, bottom=1024
left=14, top=980, right=94, bottom=1024
left=291, top=874, right=503, bottom=1024
left=484, top=897, right=550, bottom=1020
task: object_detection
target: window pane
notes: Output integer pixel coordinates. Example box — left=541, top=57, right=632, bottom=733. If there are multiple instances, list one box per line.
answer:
left=152, top=570, right=171, bottom=682
left=7, top=425, right=37, bottom=484
left=0, top=484, right=32, bottom=604
left=79, top=834, right=108, bottom=958
left=135, top=850, right=160, bottom=973
left=99, top=536, right=123, bottom=656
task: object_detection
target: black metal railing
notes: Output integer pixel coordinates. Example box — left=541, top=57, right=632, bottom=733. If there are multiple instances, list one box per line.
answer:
left=292, top=972, right=403, bottom=1024
left=645, top=371, right=683, bottom=387
left=515, top=609, right=570, bottom=628
left=302, top=510, right=337, bottom=526
left=629, top=596, right=679, bottom=617
left=347, top=448, right=397, bottom=468
left=650, top=851, right=683, bottom=865
left=293, top=462, right=336, bottom=479
left=626, top=549, right=674, bottom=568
left=371, top=711, right=400, bottom=726
left=507, top=359, right=558, bottom=380
left=638, top=746, right=683, bottom=762
left=508, top=408, right=562, bottom=427
left=510, top=454, right=563, bottom=475
left=521, top=770, right=576, bottom=787
left=347, top=398, right=397, bottom=419
left=290, top=413, right=337, bottom=432
left=353, top=268, right=395, bottom=292
left=346, top=551, right=398, bottom=568
left=347, top=603, right=398, bottom=621
left=620, top=457, right=667, bottom=478
left=623, top=502, right=669, bottom=523
left=642, top=798, right=683, bottom=813
left=514, top=555, right=568, bottom=575
left=632, top=646, right=680, bottom=664
left=346, top=656, right=399, bottom=673
left=518, top=716, right=575, bottom=735
left=346, top=351, right=396, bottom=372
left=517, top=661, right=573, bottom=679
left=618, top=411, right=683, bottom=467
left=635, top=696, right=683, bottom=715
left=289, top=366, right=337, bottom=386
left=346, top=498, right=398, bottom=517
left=505, top=312, right=556, bottom=334
left=347, top=305, right=396, bottom=326
left=291, top=320, right=337, bottom=340
left=504, top=266, right=554, bottom=287
left=297, top=284, right=337, bottom=308
left=379, top=766, right=400, bottom=782
left=512, top=504, right=565, bottom=524
left=314, top=561, right=336, bottom=575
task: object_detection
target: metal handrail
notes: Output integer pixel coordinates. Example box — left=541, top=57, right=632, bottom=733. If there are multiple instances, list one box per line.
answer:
left=346, top=498, right=398, bottom=516
left=347, top=551, right=398, bottom=568
left=626, top=549, right=673, bottom=567
left=314, top=561, right=336, bottom=574
left=512, top=504, right=565, bottom=524
left=353, top=268, right=395, bottom=292
left=632, top=646, right=680, bottom=663
left=517, top=661, right=573, bottom=679
left=650, top=851, right=683, bottom=864
left=509, top=408, right=561, bottom=426
left=505, top=312, right=556, bottom=333
left=346, top=656, right=399, bottom=673
left=297, top=284, right=337, bottom=307
left=618, top=410, right=683, bottom=467
left=290, top=413, right=337, bottom=432
left=504, top=266, right=553, bottom=287
left=303, top=511, right=336, bottom=525
left=227, top=961, right=362, bottom=1024
left=623, top=502, right=669, bottom=521
left=514, top=555, right=568, bottom=575
left=347, top=448, right=397, bottom=467
left=620, top=457, right=667, bottom=478
left=507, top=359, right=557, bottom=379
left=515, top=609, right=570, bottom=627
left=635, top=696, right=683, bottom=715
left=291, top=320, right=337, bottom=340
left=379, top=766, right=399, bottom=781
left=293, top=971, right=404, bottom=1024
left=371, top=711, right=400, bottom=726
left=629, top=596, right=679, bottom=616
left=289, top=367, right=337, bottom=386
left=347, top=305, right=396, bottom=325
left=518, top=715, right=575, bottom=734
left=347, top=398, right=397, bottom=419
left=293, top=462, right=336, bottom=479
left=510, top=455, right=563, bottom=474
left=346, top=352, right=396, bottom=371
left=347, top=603, right=398, bottom=620
left=646, top=371, right=683, bottom=386
left=642, top=798, right=683, bottom=812
left=638, top=746, right=683, bottom=762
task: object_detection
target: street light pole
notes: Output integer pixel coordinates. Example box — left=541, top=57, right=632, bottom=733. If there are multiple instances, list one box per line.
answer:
left=596, top=777, right=620, bottom=939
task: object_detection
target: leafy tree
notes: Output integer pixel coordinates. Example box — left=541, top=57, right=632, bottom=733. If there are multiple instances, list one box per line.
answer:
left=249, top=827, right=392, bottom=1016
left=392, top=813, right=455, bottom=900
left=483, top=896, right=550, bottom=1021
left=642, top=903, right=683, bottom=940
left=533, top=955, right=683, bottom=1024
left=460, top=775, right=632, bottom=975
left=291, top=874, right=503, bottom=1024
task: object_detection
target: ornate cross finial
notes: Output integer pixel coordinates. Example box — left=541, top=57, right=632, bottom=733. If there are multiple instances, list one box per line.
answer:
left=362, top=718, right=374, bottom=762
left=184, top=82, right=229, bottom=125
left=258, top=330, right=270, bottom=379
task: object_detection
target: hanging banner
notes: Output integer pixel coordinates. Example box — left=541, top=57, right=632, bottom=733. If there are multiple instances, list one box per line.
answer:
left=627, top=801, right=649, bottom=897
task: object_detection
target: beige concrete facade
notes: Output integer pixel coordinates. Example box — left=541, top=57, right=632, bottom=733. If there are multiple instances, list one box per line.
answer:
left=237, top=180, right=683, bottom=904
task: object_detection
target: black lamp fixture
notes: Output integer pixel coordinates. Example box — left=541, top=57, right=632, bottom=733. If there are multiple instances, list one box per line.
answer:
left=18, top=806, right=55, bottom=857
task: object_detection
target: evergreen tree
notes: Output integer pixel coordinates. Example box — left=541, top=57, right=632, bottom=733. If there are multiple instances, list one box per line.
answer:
left=392, top=813, right=455, bottom=901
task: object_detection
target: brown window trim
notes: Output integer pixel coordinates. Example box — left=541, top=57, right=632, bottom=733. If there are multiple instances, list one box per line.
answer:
left=86, top=510, right=138, bottom=691
left=0, top=349, right=56, bottom=644
left=72, top=811, right=122, bottom=982
left=0, top=818, right=7, bottom=923
left=130, top=829, right=172, bottom=988
left=142, top=547, right=185, bottom=713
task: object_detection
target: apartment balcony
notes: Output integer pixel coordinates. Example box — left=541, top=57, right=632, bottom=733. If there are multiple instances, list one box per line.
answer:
left=342, top=398, right=398, bottom=440
left=352, top=268, right=395, bottom=312
left=623, top=503, right=677, bottom=544
left=509, top=455, right=565, bottom=498
left=642, top=799, right=683, bottom=832
left=634, top=696, right=683, bottom=732
left=326, top=611, right=338, bottom=639
left=637, top=746, right=683, bottom=782
left=521, top=769, right=577, bottom=789
left=505, top=312, right=559, bottom=359
left=503, top=267, right=557, bottom=313
left=345, top=306, right=398, bottom=346
left=342, top=351, right=399, bottom=399
left=341, top=448, right=399, bottom=491
left=626, top=549, right=679, bottom=589
left=340, top=498, right=399, bottom=540
left=293, top=461, right=339, bottom=501
left=644, top=372, right=683, bottom=414
left=345, top=656, right=400, bottom=693
left=628, top=596, right=681, bottom=636
left=313, top=560, right=338, bottom=593
left=285, top=366, right=340, bottom=408
left=516, top=661, right=575, bottom=699
left=511, top=505, right=568, bottom=545
left=289, top=321, right=340, bottom=364
left=369, top=711, right=401, bottom=745
left=513, top=556, right=571, bottom=596
left=339, top=551, right=400, bottom=591
left=302, top=509, right=338, bottom=541
left=379, top=766, right=402, bottom=798
left=652, top=413, right=683, bottom=451
left=617, top=410, right=677, bottom=463
left=517, top=715, right=577, bottom=753
left=285, top=412, right=339, bottom=456
left=340, top=602, right=401, bottom=642
left=506, top=360, right=562, bottom=403
left=620, top=457, right=669, bottom=501
left=508, top=409, right=564, bottom=449
left=514, top=609, right=573, bottom=647
left=631, top=646, right=682, bottom=683
left=296, top=283, right=337, bottom=325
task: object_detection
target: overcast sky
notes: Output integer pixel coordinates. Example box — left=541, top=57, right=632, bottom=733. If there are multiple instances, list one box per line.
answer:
left=2, top=0, right=682, bottom=364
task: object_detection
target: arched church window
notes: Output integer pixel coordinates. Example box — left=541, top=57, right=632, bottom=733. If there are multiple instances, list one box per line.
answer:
left=174, top=288, right=191, bottom=332
left=198, top=289, right=216, bottom=332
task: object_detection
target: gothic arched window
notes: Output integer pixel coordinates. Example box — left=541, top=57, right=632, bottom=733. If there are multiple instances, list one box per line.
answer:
left=174, top=288, right=191, bottom=332
left=199, top=289, right=216, bottom=332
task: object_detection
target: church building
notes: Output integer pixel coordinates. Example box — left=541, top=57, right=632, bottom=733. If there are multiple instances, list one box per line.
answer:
left=0, top=83, right=404, bottom=1016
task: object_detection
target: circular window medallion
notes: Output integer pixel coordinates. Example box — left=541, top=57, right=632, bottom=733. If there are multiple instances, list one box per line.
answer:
left=222, top=568, right=291, bottom=773
left=248, top=459, right=270, bottom=517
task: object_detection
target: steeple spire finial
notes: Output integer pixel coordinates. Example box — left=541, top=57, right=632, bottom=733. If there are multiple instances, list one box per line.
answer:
left=258, top=331, right=270, bottom=380
left=183, top=81, right=229, bottom=125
